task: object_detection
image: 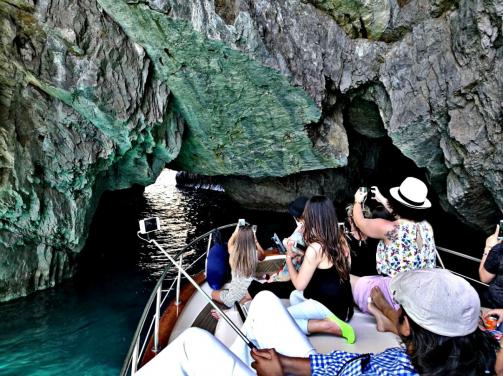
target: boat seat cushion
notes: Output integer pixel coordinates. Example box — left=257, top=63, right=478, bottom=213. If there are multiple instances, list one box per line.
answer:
left=214, top=301, right=400, bottom=355
left=206, top=243, right=231, bottom=290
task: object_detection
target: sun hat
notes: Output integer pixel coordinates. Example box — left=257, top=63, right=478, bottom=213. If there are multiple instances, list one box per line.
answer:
left=288, top=196, right=309, bottom=218
left=390, top=268, right=480, bottom=337
left=389, top=177, right=431, bottom=209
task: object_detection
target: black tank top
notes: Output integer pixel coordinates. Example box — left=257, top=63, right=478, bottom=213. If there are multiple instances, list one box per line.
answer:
left=304, top=265, right=354, bottom=321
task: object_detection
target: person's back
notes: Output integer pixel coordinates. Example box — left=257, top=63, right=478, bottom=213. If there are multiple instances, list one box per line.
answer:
left=376, top=219, right=436, bottom=277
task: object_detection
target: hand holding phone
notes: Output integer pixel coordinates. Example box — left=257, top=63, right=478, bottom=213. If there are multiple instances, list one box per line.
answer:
left=370, top=186, right=385, bottom=204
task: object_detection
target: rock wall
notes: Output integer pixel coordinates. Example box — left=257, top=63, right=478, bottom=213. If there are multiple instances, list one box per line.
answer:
left=0, top=0, right=340, bottom=300
left=154, top=0, right=502, bottom=230
left=0, top=0, right=502, bottom=300
left=0, top=0, right=178, bottom=301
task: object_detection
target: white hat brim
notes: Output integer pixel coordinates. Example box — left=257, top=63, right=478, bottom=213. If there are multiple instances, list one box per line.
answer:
left=389, top=187, right=431, bottom=209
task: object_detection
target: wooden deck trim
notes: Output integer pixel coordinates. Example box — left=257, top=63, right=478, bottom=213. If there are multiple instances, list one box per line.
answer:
left=140, top=271, right=206, bottom=367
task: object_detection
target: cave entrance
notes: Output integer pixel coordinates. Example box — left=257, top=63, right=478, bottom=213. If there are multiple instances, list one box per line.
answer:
left=342, top=90, right=485, bottom=259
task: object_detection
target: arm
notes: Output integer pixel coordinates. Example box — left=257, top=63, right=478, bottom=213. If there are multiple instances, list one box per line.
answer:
left=251, top=349, right=310, bottom=376
left=479, top=226, right=501, bottom=284
left=255, top=237, right=266, bottom=261
left=352, top=193, right=394, bottom=240
left=370, top=186, right=392, bottom=212
left=286, top=244, right=319, bottom=291
left=228, top=226, right=239, bottom=252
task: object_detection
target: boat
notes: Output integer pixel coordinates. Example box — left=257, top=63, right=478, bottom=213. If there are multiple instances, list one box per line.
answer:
left=120, top=223, right=487, bottom=375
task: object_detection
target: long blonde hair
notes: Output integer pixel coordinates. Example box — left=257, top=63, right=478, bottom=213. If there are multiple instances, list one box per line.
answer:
left=229, top=226, right=257, bottom=278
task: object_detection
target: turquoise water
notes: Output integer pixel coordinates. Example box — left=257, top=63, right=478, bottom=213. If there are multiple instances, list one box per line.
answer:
left=0, top=170, right=290, bottom=375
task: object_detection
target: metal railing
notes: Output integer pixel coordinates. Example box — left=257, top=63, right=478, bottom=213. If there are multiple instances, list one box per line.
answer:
left=435, top=246, right=488, bottom=287
left=120, top=223, right=237, bottom=376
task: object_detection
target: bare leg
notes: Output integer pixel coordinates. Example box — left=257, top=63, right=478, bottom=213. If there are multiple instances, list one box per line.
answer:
left=367, top=303, right=397, bottom=334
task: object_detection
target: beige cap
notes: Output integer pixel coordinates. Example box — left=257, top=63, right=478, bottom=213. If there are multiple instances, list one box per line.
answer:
left=390, top=268, right=480, bottom=336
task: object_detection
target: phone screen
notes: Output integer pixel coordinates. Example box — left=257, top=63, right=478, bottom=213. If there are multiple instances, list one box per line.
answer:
left=141, top=217, right=159, bottom=233
left=499, top=220, right=503, bottom=240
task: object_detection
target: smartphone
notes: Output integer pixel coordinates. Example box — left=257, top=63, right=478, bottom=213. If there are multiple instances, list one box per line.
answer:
left=358, top=187, right=368, bottom=194
left=238, top=218, right=246, bottom=227
left=271, top=233, right=287, bottom=253
left=294, top=241, right=307, bottom=252
left=498, top=220, right=503, bottom=240
left=139, top=217, right=160, bottom=234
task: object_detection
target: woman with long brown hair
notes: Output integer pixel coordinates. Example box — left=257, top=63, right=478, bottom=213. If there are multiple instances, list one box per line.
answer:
left=286, top=195, right=355, bottom=343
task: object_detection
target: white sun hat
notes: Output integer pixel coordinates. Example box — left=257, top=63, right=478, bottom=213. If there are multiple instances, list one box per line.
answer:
left=389, top=177, right=431, bottom=209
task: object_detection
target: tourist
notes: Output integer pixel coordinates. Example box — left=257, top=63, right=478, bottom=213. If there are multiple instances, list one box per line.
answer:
left=268, top=196, right=308, bottom=282
left=479, top=224, right=503, bottom=307
left=135, top=269, right=498, bottom=376
left=351, top=177, right=436, bottom=328
left=246, top=197, right=308, bottom=299
left=344, top=203, right=381, bottom=277
left=211, top=224, right=262, bottom=307
left=284, top=196, right=354, bottom=343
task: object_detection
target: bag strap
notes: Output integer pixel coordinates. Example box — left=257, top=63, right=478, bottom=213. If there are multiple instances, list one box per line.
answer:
left=336, top=353, right=371, bottom=376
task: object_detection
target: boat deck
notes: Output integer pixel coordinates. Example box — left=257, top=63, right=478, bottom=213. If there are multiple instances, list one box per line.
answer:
left=170, top=256, right=400, bottom=356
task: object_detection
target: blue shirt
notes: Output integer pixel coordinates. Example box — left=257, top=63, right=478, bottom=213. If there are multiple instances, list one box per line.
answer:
left=310, top=347, right=418, bottom=375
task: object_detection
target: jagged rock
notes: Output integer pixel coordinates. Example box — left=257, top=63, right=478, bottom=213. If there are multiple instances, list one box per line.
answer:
left=152, top=0, right=502, bottom=231
left=0, top=0, right=179, bottom=301
left=0, top=0, right=502, bottom=300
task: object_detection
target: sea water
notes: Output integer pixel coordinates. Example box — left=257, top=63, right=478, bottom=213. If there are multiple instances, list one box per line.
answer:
left=0, top=170, right=291, bottom=375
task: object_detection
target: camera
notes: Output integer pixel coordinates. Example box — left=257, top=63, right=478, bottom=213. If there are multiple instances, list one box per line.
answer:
left=498, top=219, right=503, bottom=240
left=139, top=217, right=160, bottom=234
left=238, top=218, right=246, bottom=228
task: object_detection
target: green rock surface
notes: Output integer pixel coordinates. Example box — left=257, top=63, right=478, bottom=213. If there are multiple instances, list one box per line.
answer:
left=97, top=0, right=342, bottom=178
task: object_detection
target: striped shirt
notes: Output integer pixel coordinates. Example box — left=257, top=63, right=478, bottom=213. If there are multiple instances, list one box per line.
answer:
left=310, top=347, right=417, bottom=375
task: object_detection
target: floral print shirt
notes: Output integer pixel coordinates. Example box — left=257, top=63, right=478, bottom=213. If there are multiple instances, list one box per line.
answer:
left=376, top=220, right=436, bottom=277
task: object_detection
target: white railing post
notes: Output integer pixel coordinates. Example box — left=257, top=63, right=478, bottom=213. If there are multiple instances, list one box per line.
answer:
left=175, top=253, right=184, bottom=309
left=131, top=337, right=139, bottom=376
left=153, top=285, right=161, bottom=353
left=207, top=233, right=213, bottom=254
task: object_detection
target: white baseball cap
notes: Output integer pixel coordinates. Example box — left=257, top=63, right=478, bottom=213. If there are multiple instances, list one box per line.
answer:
left=390, top=268, right=480, bottom=336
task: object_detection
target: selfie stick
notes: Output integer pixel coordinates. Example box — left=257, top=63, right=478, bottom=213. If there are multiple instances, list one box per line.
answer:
left=148, top=238, right=256, bottom=350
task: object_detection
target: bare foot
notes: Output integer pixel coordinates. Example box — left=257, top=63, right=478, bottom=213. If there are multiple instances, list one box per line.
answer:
left=307, top=319, right=342, bottom=336
left=210, top=309, right=221, bottom=320
left=367, top=302, right=397, bottom=334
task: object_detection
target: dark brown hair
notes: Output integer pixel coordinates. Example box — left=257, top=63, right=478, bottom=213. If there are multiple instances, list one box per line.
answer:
left=303, top=196, right=350, bottom=280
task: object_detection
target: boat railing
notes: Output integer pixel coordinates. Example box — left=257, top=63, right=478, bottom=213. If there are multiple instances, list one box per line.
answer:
left=121, top=223, right=237, bottom=376
left=435, top=246, right=488, bottom=287
left=121, top=229, right=488, bottom=375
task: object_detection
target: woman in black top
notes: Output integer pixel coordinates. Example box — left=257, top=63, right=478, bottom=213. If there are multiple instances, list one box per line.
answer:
left=285, top=196, right=355, bottom=343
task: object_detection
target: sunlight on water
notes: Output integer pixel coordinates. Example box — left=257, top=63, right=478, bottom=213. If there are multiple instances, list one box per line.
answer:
left=0, top=169, right=290, bottom=376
